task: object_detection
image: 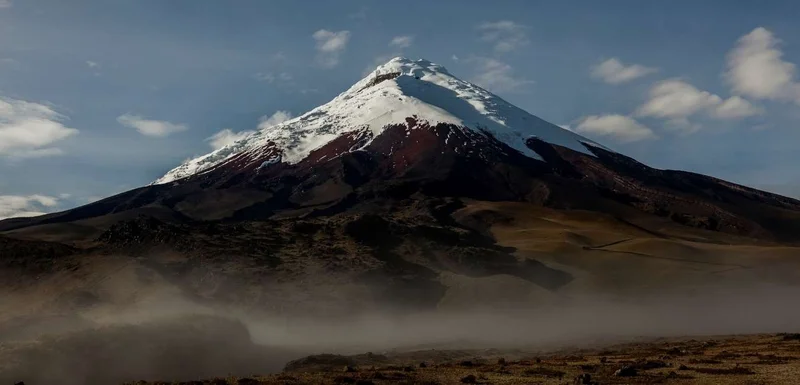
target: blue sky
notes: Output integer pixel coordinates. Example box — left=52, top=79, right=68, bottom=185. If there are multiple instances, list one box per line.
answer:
left=2, top=0, right=800, bottom=218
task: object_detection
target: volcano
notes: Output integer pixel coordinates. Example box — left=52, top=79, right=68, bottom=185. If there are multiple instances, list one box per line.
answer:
left=3, top=57, right=800, bottom=316
left=152, top=57, right=605, bottom=186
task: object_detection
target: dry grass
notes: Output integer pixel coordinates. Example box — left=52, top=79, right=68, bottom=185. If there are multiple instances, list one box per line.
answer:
left=124, top=333, right=800, bottom=385
left=453, top=200, right=800, bottom=300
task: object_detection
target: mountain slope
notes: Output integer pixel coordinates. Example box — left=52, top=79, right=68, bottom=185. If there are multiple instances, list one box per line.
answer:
left=2, top=57, right=799, bottom=242
left=3, top=58, right=800, bottom=241
left=2, top=57, right=800, bottom=321
left=154, top=57, right=606, bottom=185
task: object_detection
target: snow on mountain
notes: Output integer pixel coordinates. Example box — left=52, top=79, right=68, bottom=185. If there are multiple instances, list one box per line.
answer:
left=154, top=57, right=607, bottom=185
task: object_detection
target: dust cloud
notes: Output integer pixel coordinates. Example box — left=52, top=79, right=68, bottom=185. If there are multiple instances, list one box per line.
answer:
left=243, top=282, right=800, bottom=352
left=2, top=278, right=800, bottom=384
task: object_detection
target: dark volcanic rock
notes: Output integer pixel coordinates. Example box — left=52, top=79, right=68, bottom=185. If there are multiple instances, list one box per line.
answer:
left=284, top=354, right=357, bottom=373
left=0, top=235, right=77, bottom=273
left=97, top=215, right=188, bottom=247
left=614, top=365, right=638, bottom=377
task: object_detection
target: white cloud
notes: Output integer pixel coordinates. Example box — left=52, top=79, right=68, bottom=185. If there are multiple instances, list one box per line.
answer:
left=469, top=57, right=534, bottom=93
left=712, top=96, right=764, bottom=119
left=452, top=55, right=459, bottom=62
left=478, top=21, right=529, bottom=53
left=206, top=128, right=254, bottom=150
left=117, top=113, right=188, bottom=137
left=0, top=194, right=60, bottom=220
left=0, top=97, right=79, bottom=158
left=726, top=27, right=800, bottom=104
left=313, top=30, right=350, bottom=52
left=637, top=79, right=761, bottom=124
left=86, top=61, right=99, bottom=68
left=257, top=110, right=294, bottom=130
left=591, top=58, right=657, bottom=84
left=389, top=35, right=413, bottom=49
left=312, top=29, right=351, bottom=68
left=637, top=80, right=723, bottom=119
left=575, top=114, right=657, bottom=142
left=0, top=0, right=11, bottom=9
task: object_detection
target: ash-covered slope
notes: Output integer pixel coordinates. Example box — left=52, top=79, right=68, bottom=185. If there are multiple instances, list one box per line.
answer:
left=155, top=57, right=605, bottom=185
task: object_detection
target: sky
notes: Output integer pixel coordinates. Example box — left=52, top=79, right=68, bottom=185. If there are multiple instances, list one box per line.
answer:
left=2, top=0, right=800, bottom=218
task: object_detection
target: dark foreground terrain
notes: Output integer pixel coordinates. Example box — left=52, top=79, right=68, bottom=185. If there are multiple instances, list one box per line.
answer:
left=120, top=333, right=800, bottom=385
left=0, top=315, right=300, bottom=385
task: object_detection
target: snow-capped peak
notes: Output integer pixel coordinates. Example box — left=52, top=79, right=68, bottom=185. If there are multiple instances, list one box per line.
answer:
left=153, top=57, right=606, bottom=185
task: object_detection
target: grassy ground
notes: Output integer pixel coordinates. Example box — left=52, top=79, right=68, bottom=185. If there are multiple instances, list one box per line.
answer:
left=126, top=333, right=800, bottom=385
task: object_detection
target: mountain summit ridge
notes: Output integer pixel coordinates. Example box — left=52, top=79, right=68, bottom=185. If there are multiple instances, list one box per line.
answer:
left=154, top=57, right=605, bottom=185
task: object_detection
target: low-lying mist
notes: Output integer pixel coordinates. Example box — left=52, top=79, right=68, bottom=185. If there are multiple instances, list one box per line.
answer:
left=244, top=282, right=800, bottom=352
left=2, top=277, right=800, bottom=384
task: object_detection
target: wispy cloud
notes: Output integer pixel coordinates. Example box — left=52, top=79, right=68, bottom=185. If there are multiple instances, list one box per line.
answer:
left=469, top=57, right=534, bottom=93
left=477, top=21, right=529, bottom=53
left=313, top=29, right=351, bottom=68
left=254, top=52, right=293, bottom=84
left=7, top=148, right=65, bottom=160
left=591, top=58, right=658, bottom=84
left=0, top=194, right=61, bottom=220
left=117, top=113, right=188, bottom=137
left=0, top=0, right=12, bottom=9
left=257, top=110, right=294, bottom=130
left=86, top=61, right=99, bottom=68
left=575, top=114, right=657, bottom=142
left=348, top=7, right=367, bottom=20
left=0, top=97, right=79, bottom=159
left=254, top=73, right=275, bottom=82
left=0, top=58, right=19, bottom=68
left=726, top=27, right=800, bottom=105
left=206, top=128, right=254, bottom=150
left=268, top=52, right=289, bottom=65
left=362, top=54, right=398, bottom=77
left=254, top=72, right=293, bottom=83
left=389, top=35, right=413, bottom=49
